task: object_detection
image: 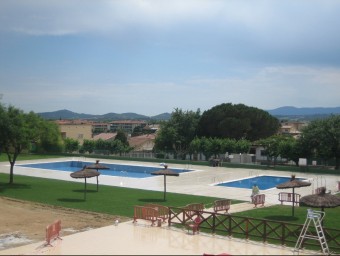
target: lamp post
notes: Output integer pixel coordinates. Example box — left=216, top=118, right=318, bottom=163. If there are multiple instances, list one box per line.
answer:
left=239, top=153, right=242, bottom=164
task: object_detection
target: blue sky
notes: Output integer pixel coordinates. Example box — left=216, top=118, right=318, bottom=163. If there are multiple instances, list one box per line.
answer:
left=1, top=0, right=340, bottom=116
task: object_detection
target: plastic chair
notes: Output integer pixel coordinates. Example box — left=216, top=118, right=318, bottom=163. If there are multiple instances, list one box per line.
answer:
left=187, top=216, right=202, bottom=235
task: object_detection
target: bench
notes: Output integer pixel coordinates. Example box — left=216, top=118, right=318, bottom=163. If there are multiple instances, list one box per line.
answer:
left=144, top=204, right=169, bottom=223
left=278, top=192, right=300, bottom=206
left=252, top=194, right=265, bottom=208
left=133, top=206, right=159, bottom=226
left=46, top=219, right=62, bottom=246
left=213, top=199, right=231, bottom=213
left=185, top=203, right=204, bottom=217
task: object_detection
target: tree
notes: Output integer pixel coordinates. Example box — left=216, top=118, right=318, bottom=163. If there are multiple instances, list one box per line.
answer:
left=257, top=135, right=288, bottom=166
left=114, top=129, right=129, bottom=146
left=300, top=115, right=340, bottom=169
left=197, top=103, right=280, bottom=141
left=154, top=108, right=201, bottom=159
left=35, top=121, right=63, bottom=153
left=0, top=104, right=62, bottom=184
left=81, top=139, right=95, bottom=154
left=64, top=138, right=79, bottom=153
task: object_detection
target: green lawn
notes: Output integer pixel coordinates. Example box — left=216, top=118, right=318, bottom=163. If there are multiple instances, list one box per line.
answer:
left=0, top=173, right=233, bottom=217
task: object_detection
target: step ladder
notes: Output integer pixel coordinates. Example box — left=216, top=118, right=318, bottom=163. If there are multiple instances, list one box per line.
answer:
left=294, top=208, right=330, bottom=255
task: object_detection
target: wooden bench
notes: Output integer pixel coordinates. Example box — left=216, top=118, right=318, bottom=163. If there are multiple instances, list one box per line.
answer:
left=144, top=204, right=169, bottom=223
left=213, top=199, right=231, bottom=213
left=185, top=203, right=204, bottom=217
left=252, top=194, right=265, bottom=208
left=133, top=206, right=159, bottom=226
left=278, top=192, right=300, bottom=206
left=46, top=219, right=62, bottom=246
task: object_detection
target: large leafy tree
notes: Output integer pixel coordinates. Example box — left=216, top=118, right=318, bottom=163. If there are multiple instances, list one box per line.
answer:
left=197, top=103, right=280, bottom=141
left=154, top=108, right=201, bottom=159
left=0, top=104, right=62, bottom=183
left=257, top=135, right=294, bottom=166
left=300, top=115, right=340, bottom=169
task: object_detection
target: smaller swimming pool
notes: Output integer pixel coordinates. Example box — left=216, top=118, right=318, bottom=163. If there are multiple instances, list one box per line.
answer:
left=17, top=161, right=192, bottom=179
left=216, top=175, right=306, bottom=190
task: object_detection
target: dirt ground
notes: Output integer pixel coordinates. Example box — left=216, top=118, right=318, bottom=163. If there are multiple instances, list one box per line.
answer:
left=0, top=196, right=131, bottom=250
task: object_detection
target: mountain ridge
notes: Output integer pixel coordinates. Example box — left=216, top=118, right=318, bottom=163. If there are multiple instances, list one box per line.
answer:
left=37, top=106, right=340, bottom=121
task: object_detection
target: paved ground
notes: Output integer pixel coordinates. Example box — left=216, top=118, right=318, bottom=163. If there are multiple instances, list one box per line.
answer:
left=0, top=157, right=338, bottom=255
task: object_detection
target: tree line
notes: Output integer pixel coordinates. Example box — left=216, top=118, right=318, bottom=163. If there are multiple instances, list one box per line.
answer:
left=154, top=103, right=340, bottom=170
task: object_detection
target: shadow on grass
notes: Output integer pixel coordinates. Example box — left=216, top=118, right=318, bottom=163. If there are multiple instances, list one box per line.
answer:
left=57, top=198, right=85, bottom=203
left=138, top=198, right=165, bottom=203
left=264, top=215, right=299, bottom=221
left=72, top=189, right=97, bottom=193
left=0, top=182, right=31, bottom=192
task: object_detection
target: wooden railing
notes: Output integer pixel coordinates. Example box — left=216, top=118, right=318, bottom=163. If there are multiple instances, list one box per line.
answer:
left=168, top=207, right=340, bottom=254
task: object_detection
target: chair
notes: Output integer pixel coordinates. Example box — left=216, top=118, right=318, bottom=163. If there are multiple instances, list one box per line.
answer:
left=187, top=216, right=202, bottom=235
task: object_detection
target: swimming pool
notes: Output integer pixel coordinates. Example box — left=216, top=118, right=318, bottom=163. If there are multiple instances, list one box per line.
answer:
left=17, top=161, right=191, bottom=178
left=216, top=175, right=306, bottom=190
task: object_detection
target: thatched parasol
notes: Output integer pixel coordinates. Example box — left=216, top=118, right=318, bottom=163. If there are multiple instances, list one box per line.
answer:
left=276, top=174, right=311, bottom=216
left=87, top=160, right=110, bottom=172
left=300, top=187, right=340, bottom=212
left=151, top=165, right=179, bottom=201
left=70, top=166, right=100, bottom=200
left=86, top=160, right=109, bottom=192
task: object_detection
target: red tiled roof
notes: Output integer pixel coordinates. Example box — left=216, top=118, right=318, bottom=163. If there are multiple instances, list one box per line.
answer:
left=93, top=133, right=117, bottom=141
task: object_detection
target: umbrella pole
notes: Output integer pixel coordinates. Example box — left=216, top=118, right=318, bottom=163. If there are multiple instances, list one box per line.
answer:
left=84, top=177, right=87, bottom=201
left=164, top=175, right=166, bottom=201
left=292, top=188, right=295, bottom=217
left=96, top=176, right=99, bottom=192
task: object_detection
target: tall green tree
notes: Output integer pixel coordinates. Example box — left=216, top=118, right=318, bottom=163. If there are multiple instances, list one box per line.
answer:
left=197, top=103, right=280, bottom=141
left=154, top=108, right=201, bottom=159
left=63, top=138, right=79, bottom=153
left=0, top=104, right=62, bottom=183
left=257, top=135, right=289, bottom=166
left=114, top=129, right=129, bottom=146
left=300, top=115, right=340, bottom=169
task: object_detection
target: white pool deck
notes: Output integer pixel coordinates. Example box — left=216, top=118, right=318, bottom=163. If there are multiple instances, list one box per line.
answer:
left=1, top=157, right=338, bottom=255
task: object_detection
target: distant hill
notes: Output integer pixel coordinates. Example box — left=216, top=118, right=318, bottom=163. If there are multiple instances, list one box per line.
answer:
left=38, top=109, right=171, bottom=121
left=267, top=106, right=340, bottom=116
left=38, top=106, right=339, bottom=122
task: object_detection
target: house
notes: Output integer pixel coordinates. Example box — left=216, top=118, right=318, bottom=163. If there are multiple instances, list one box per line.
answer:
left=55, top=120, right=93, bottom=145
left=109, top=120, right=147, bottom=134
left=93, top=133, right=117, bottom=141
left=128, top=134, right=156, bottom=151
left=279, top=121, right=308, bottom=138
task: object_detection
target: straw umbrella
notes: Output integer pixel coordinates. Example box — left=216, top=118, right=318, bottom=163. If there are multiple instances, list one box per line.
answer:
left=276, top=174, right=311, bottom=216
left=87, top=160, right=110, bottom=172
left=151, top=165, right=179, bottom=201
left=70, top=166, right=100, bottom=200
left=87, top=160, right=109, bottom=191
left=300, top=187, right=340, bottom=212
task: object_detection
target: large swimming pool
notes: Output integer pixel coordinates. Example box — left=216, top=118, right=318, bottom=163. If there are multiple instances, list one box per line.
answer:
left=216, top=175, right=306, bottom=190
left=17, top=161, right=191, bottom=178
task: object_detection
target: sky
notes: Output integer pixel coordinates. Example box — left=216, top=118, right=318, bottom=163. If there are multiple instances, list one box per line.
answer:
left=1, top=0, right=340, bottom=116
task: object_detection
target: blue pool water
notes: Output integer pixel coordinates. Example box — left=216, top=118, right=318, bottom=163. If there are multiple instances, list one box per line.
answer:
left=17, top=161, right=191, bottom=178
left=216, top=175, right=305, bottom=190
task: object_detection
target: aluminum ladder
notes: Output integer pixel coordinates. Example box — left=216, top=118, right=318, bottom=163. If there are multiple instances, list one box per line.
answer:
left=294, top=208, right=330, bottom=255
